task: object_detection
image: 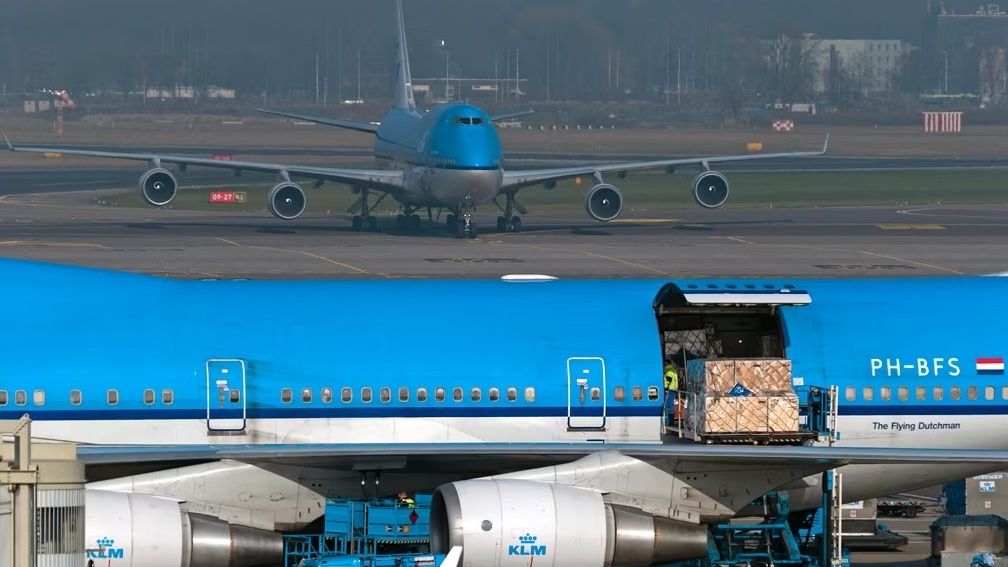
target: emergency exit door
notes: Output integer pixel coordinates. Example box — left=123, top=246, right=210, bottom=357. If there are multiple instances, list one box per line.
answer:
left=206, top=359, right=246, bottom=431
left=567, top=357, right=607, bottom=430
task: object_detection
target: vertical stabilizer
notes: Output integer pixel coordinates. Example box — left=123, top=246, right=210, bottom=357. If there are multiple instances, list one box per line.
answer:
left=394, top=0, right=417, bottom=112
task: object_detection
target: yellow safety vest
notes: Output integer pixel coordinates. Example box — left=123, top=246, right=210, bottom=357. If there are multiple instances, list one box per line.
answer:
left=400, top=497, right=415, bottom=508
left=664, top=365, right=679, bottom=390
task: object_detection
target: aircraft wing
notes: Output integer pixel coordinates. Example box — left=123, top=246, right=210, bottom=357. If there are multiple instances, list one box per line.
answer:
left=1, top=133, right=404, bottom=192
left=256, top=108, right=380, bottom=133
left=499, top=134, right=829, bottom=192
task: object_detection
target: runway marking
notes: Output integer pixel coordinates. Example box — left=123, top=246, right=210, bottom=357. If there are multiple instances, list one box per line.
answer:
left=714, top=236, right=757, bottom=245
left=494, top=242, right=668, bottom=276
left=610, top=218, right=678, bottom=224
left=215, top=237, right=381, bottom=276
left=0, top=240, right=107, bottom=249
left=711, top=236, right=965, bottom=275
left=858, top=250, right=964, bottom=275
left=876, top=223, right=946, bottom=230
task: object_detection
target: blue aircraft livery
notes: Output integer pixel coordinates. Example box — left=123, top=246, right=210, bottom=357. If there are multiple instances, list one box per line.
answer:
left=2, top=0, right=825, bottom=238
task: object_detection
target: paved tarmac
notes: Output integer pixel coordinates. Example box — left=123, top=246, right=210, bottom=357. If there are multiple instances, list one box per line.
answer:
left=0, top=189, right=1004, bottom=279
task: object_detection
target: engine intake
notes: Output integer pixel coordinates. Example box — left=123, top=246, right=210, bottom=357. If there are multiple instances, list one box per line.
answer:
left=139, top=168, right=178, bottom=206
left=267, top=182, right=307, bottom=219
left=86, top=489, right=282, bottom=567
left=584, top=183, right=623, bottom=221
left=431, top=479, right=707, bottom=567
left=692, top=171, right=730, bottom=208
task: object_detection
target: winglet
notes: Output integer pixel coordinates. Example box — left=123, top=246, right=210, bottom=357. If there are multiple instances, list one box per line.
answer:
left=1, top=131, right=12, bottom=151
left=821, top=133, right=830, bottom=155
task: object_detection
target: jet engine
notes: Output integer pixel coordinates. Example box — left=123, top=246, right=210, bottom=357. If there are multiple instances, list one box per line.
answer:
left=85, top=489, right=282, bottom=567
left=692, top=171, right=730, bottom=208
left=267, top=182, right=307, bottom=219
left=431, top=480, right=707, bottom=567
left=139, top=168, right=178, bottom=206
left=584, top=183, right=624, bottom=221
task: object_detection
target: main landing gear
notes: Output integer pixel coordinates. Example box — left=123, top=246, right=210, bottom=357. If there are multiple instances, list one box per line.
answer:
left=495, top=192, right=523, bottom=233
left=351, top=187, right=379, bottom=232
left=395, top=206, right=431, bottom=232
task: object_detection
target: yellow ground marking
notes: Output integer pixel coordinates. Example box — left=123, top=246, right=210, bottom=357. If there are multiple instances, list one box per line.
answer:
left=858, top=250, right=964, bottom=275
left=215, top=237, right=380, bottom=276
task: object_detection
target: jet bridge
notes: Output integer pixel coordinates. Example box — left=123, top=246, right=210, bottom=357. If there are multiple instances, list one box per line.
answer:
left=654, top=283, right=835, bottom=445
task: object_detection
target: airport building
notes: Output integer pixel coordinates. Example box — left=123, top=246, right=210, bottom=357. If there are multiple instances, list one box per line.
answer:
left=808, top=38, right=911, bottom=94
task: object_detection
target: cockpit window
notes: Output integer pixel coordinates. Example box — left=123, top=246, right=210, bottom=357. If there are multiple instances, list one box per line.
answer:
left=455, top=116, right=482, bottom=125
left=471, top=117, right=483, bottom=124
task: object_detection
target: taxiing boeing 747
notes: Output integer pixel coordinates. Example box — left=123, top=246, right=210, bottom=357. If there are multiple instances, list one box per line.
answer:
left=3, top=0, right=826, bottom=238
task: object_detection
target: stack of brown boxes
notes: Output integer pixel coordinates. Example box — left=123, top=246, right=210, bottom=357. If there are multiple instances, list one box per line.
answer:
left=696, top=359, right=799, bottom=434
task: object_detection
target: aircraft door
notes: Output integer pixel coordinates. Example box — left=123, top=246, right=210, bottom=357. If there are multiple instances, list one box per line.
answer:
left=206, top=358, right=246, bottom=431
left=567, top=356, right=607, bottom=429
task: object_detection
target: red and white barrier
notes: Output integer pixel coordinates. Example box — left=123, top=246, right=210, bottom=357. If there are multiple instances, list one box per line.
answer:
left=923, top=111, right=962, bottom=133
left=772, top=119, right=794, bottom=132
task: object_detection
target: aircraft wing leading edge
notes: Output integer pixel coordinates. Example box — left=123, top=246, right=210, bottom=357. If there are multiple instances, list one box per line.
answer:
left=2, top=136, right=405, bottom=193
left=499, top=133, right=830, bottom=192
left=255, top=108, right=380, bottom=133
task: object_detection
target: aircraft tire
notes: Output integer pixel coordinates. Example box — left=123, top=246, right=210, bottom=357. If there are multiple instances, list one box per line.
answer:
left=496, top=216, right=507, bottom=232
left=396, top=214, right=406, bottom=231
left=410, top=214, right=422, bottom=230
left=446, top=215, right=458, bottom=233
left=367, top=216, right=378, bottom=231
left=510, top=216, right=522, bottom=232
left=352, top=215, right=363, bottom=231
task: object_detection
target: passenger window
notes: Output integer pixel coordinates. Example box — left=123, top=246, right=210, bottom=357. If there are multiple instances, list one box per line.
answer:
left=70, top=389, right=82, bottom=406
left=361, top=387, right=373, bottom=403
left=524, top=387, right=536, bottom=403
left=281, top=388, right=293, bottom=403
left=614, top=386, right=625, bottom=402
left=968, top=386, right=978, bottom=401
left=0, top=390, right=6, bottom=405
left=986, top=386, right=995, bottom=401
left=950, top=386, right=960, bottom=401
left=230, top=389, right=240, bottom=403
left=340, top=387, right=351, bottom=403
left=590, top=387, right=602, bottom=401
left=301, top=388, right=312, bottom=403
left=916, top=386, right=926, bottom=401
left=417, top=388, right=428, bottom=402
left=632, top=386, right=643, bottom=401
left=897, top=387, right=908, bottom=401
left=321, top=387, right=333, bottom=403
left=471, top=387, right=482, bottom=402
left=33, top=389, right=45, bottom=406
left=933, top=386, right=943, bottom=401
left=647, top=386, right=660, bottom=401
left=880, top=386, right=891, bottom=401
left=380, top=387, right=391, bottom=403
left=143, top=389, right=155, bottom=405
left=862, top=386, right=873, bottom=401
left=845, top=386, right=855, bottom=401
left=435, top=387, right=446, bottom=402
left=106, top=389, right=119, bottom=406
left=162, top=389, right=173, bottom=404
left=453, top=387, right=463, bottom=402
left=488, top=388, right=499, bottom=402
left=15, top=390, right=26, bottom=406
left=1002, top=386, right=1008, bottom=400
left=507, top=387, right=517, bottom=402
left=398, top=387, right=409, bottom=402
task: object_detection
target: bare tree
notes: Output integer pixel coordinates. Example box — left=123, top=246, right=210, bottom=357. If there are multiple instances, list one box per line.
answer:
left=763, top=34, right=818, bottom=104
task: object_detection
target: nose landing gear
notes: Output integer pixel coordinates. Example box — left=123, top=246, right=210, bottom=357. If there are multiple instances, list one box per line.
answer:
left=449, top=204, right=477, bottom=239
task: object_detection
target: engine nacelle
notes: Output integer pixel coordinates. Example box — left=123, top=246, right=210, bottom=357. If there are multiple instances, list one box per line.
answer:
left=431, top=480, right=707, bottom=567
left=139, top=168, right=178, bottom=206
left=692, top=171, right=730, bottom=208
left=85, top=489, right=282, bottom=567
left=584, top=183, right=623, bottom=222
left=267, top=182, right=307, bottom=219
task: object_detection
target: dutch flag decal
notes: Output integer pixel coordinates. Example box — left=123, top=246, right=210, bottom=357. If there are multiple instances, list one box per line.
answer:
left=976, top=357, right=1005, bottom=374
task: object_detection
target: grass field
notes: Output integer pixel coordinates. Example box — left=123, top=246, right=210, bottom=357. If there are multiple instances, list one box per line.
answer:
left=98, top=169, right=1008, bottom=213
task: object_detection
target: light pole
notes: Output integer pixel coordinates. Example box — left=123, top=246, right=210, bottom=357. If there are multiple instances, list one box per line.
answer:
left=441, top=40, right=450, bottom=101
left=943, top=50, right=949, bottom=93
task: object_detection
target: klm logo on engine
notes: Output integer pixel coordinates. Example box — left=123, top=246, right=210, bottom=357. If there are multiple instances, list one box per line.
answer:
left=86, top=536, right=124, bottom=560
left=508, top=533, right=547, bottom=556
